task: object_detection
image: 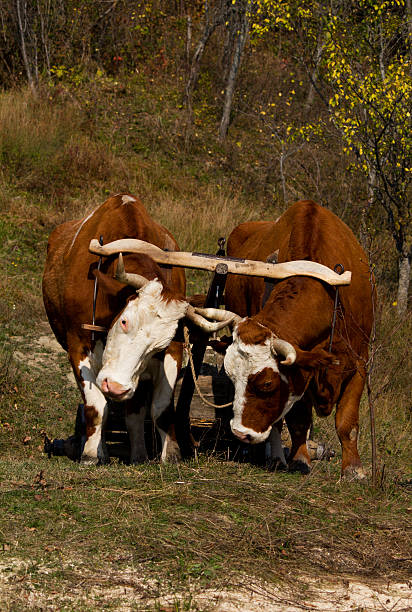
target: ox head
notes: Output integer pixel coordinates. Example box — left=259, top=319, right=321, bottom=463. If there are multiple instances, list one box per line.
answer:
left=224, top=318, right=332, bottom=444
left=97, top=254, right=234, bottom=401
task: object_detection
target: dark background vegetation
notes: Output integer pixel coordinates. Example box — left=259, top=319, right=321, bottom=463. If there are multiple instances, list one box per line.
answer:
left=0, top=1, right=410, bottom=609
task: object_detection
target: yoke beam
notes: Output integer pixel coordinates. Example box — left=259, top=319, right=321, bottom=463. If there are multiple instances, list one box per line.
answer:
left=89, top=238, right=351, bottom=286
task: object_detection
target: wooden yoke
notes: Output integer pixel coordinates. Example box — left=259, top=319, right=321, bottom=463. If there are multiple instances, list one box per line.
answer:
left=89, top=238, right=352, bottom=286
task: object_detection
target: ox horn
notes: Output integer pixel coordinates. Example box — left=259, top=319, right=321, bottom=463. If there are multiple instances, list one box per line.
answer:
left=194, top=307, right=242, bottom=327
left=185, top=305, right=237, bottom=334
left=114, top=253, right=148, bottom=290
left=270, top=336, right=297, bottom=366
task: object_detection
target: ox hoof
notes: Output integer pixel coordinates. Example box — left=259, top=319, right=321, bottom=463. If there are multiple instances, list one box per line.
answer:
left=162, top=451, right=181, bottom=464
left=161, top=438, right=182, bottom=464
left=130, top=454, right=149, bottom=465
left=266, top=457, right=288, bottom=472
left=80, top=454, right=99, bottom=466
left=80, top=452, right=110, bottom=465
left=288, top=459, right=311, bottom=475
left=342, top=465, right=367, bottom=481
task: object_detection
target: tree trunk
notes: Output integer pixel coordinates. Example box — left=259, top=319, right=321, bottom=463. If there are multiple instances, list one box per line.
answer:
left=37, top=0, right=51, bottom=76
left=218, top=2, right=249, bottom=140
left=396, top=254, right=411, bottom=314
left=186, top=14, right=192, bottom=68
left=16, top=0, right=36, bottom=94
left=279, top=148, right=287, bottom=204
left=407, top=0, right=412, bottom=78
left=305, top=36, right=324, bottom=113
left=184, top=2, right=225, bottom=119
left=360, top=165, right=377, bottom=250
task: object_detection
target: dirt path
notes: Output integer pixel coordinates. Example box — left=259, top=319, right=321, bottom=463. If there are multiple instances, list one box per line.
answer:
left=10, top=322, right=76, bottom=387
left=184, top=578, right=412, bottom=611
left=3, top=326, right=411, bottom=611
left=1, top=557, right=411, bottom=611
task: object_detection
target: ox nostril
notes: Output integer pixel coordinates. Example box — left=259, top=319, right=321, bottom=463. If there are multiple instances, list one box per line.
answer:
left=103, top=380, right=130, bottom=398
left=232, top=428, right=252, bottom=443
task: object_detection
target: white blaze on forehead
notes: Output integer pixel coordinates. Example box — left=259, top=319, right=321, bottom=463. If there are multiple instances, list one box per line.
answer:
left=224, top=332, right=280, bottom=438
left=224, top=331, right=283, bottom=390
left=224, top=329, right=300, bottom=442
left=121, top=194, right=136, bottom=204
left=96, top=279, right=187, bottom=395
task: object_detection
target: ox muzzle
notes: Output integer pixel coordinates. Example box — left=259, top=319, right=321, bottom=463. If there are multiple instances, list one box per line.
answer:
left=100, top=378, right=133, bottom=401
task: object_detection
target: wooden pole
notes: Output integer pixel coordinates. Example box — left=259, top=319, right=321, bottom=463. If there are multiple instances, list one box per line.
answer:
left=89, top=238, right=352, bottom=286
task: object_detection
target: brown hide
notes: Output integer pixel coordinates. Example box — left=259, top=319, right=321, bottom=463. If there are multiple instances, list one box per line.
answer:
left=42, top=193, right=186, bottom=464
left=226, top=201, right=372, bottom=360
left=42, top=194, right=186, bottom=353
left=225, top=201, right=373, bottom=475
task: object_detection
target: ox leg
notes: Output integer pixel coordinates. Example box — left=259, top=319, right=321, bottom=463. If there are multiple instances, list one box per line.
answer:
left=151, top=353, right=181, bottom=463
left=71, top=353, right=109, bottom=465
left=285, top=394, right=312, bottom=474
left=125, top=381, right=151, bottom=464
left=265, top=420, right=287, bottom=470
left=125, top=406, right=148, bottom=464
left=70, top=342, right=109, bottom=465
left=335, top=369, right=366, bottom=480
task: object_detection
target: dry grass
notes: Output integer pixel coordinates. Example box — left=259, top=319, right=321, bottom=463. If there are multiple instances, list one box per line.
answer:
left=0, top=80, right=410, bottom=610
left=0, top=88, right=128, bottom=205
left=149, top=187, right=259, bottom=252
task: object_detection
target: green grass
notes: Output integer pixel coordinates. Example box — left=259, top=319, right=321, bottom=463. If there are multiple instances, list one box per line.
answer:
left=0, top=79, right=410, bottom=609
left=0, top=456, right=410, bottom=609
left=0, top=327, right=410, bottom=609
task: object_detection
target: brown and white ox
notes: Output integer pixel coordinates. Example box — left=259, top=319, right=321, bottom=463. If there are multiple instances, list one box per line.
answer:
left=221, top=200, right=373, bottom=479
left=43, top=193, right=232, bottom=465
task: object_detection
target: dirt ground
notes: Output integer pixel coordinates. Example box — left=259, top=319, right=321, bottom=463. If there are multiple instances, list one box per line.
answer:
left=4, top=327, right=411, bottom=611
left=1, top=556, right=411, bottom=611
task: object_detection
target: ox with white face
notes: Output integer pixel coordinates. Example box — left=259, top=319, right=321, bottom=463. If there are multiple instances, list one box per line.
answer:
left=97, top=279, right=188, bottom=400
left=224, top=321, right=302, bottom=449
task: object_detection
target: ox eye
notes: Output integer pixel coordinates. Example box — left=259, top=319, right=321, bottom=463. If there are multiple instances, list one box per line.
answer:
left=257, top=381, right=275, bottom=395
left=120, top=318, right=128, bottom=332
left=250, top=377, right=276, bottom=395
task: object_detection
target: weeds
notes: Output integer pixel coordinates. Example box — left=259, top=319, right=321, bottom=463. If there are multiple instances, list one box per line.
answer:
left=0, top=78, right=410, bottom=609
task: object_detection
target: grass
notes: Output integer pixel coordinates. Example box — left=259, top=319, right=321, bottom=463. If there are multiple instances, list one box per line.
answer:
left=0, top=457, right=410, bottom=609
left=0, top=79, right=410, bottom=609
left=0, top=302, right=410, bottom=609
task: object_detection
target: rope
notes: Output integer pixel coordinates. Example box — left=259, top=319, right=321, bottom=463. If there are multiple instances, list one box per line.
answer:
left=183, top=326, right=233, bottom=409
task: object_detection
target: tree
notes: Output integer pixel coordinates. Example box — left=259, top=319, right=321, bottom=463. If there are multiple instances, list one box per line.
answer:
left=252, top=0, right=412, bottom=312
left=319, top=2, right=412, bottom=313
left=184, top=0, right=229, bottom=121
left=219, top=0, right=256, bottom=139
left=185, top=0, right=257, bottom=139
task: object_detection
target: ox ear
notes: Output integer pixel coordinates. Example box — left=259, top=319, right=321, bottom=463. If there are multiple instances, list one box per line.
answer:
left=209, top=335, right=233, bottom=355
left=294, top=347, right=336, bottom=370
left=94, top=269, right=136, bottom=299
